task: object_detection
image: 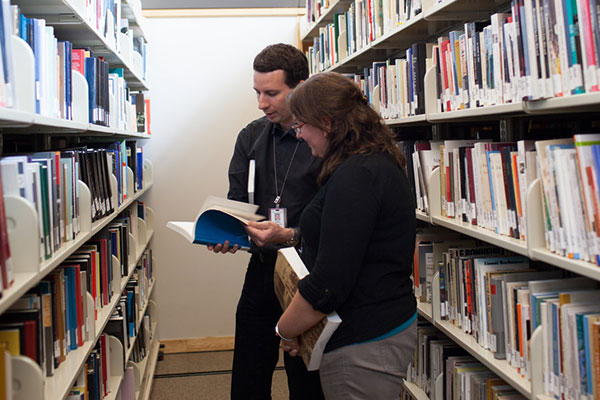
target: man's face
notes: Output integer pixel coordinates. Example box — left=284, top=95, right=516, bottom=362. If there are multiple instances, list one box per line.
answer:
left=253, top=70, right=294, bottom=130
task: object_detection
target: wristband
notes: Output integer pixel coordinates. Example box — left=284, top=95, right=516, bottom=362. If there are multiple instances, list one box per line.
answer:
left=275, top=323, right=293, bottom=342
left=283, top=228, right=299, bottom=247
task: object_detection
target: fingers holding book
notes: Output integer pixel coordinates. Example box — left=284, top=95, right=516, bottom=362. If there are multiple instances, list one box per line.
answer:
left=206, top=240, right=239, bottom=254
left=245, top=221, right=294, bottom=247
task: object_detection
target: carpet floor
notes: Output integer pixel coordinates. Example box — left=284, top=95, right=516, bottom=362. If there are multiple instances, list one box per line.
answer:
left=149, top=349, right=289, bottom=399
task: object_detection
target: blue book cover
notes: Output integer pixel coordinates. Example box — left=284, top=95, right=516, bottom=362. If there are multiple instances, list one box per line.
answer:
left=33, top=19, right=44, bottom=114
left=0, top=1, right=10, bottom=101
left=167, top=196, right=264, bottom=250
left=551, top=301, right=560, bottom=383
left=65, top=41, right=72, bottom=119
left=563, top=0, right=584, bottom=94
left=110, top=230, right=118, bottom=258
left=85, top=57, right=97, bottom=124
left=19, top=14, right=26, bottom=41
left=108, top=67, right=123, bottom=77
left=136, top=147, right=143, bottom=190
left=576, top=312, right=591, bottom=396
left=581, top=313, right=600, bottom=396
left=63, top=267, right=78, bottom=351
left=592, top=145, right=600, bottom=211
left=407, top=47, right=414, bottom=106
left=127, top=291, right=135, bottom=337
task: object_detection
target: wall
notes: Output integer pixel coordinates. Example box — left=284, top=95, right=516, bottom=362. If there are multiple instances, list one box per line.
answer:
left=143, top=14, right=299, bottom=339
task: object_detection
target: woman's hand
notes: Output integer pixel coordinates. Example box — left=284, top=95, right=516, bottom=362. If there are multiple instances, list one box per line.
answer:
left=245, top=221, right=294, bottom=247
left=280, top=336, right=300, bottom=357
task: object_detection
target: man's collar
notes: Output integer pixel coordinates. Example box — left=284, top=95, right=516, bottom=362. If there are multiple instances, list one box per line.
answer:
left=271, top=123, right=297, bottom=140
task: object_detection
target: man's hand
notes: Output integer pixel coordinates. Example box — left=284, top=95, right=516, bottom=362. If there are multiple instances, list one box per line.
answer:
left=207, top=240, right=239, bottom=254
left=245, top=221, right=293, bottom=247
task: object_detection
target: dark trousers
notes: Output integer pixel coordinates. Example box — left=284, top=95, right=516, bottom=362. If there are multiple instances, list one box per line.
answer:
left=231, top=254, right=324, bottom=400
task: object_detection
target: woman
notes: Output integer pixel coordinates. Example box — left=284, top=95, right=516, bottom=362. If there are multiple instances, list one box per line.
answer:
left=246, top=72, right=417, bottom=399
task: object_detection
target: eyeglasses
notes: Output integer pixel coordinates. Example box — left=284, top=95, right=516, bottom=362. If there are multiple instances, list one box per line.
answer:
left=291, top=122, right=305, bottom=134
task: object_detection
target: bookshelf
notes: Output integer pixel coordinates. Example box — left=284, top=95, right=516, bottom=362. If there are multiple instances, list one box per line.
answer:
left=13, top=0, right=149, bottom=90
left=303, top=0, right=600, bottom=121
left=0, top=0, right=158, bottom=399
left=132, top=301, right=159, bottom=400
left=301, top=0, right=354, bottom=40
left=301, top=1, right=600, bottom=399
left=402, top=379, right=430, bottom=400
left=103, top=281, right=157, bottom=400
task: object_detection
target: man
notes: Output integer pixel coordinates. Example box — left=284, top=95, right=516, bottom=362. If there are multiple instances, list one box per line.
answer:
left=209, top=44, right=323, bottom=399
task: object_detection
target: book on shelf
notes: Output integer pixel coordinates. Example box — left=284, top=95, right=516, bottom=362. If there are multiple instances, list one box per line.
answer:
left=408, top=138, right=542, bottom=241
left=119, top=365, right=135, bottom=400
left=410, top=321, right=526, bottom=400
left=167, top=196, right=264, bottom=250
left=305, top=0, right=424, bottom=74
left=427, top=0, right=600, bottom=113
left=274, top=247, right=341, bottom=371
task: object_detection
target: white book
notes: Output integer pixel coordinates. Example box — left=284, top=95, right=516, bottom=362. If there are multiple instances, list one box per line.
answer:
left=516, top=140, right=535, bottom=240
left=553, top=148, right=584, bottom=259
left=540, top=301, right=554, bottom=393
left=442, top=140, right=484, bottom=218
left=479, top=31, right=488, bottom=106
left=535, top=138, right=573, bottom=253
left=534, top=0, right=553, bottom=98
left=474, top=143, right=493, bottom=230
left=413, top=152, right=423, bottom=211
left=553, top=0, right=581, bottom=94
left=574, top=134, right=600, bottom=263
left=487, top=151, right=509, bottom=235
left=418, top=148, right=441, bottom=213
left=562, top=300, right=600, bottom=398
left=523, top=0, right=541, bottom=99
left=491, top=13, right=510, bottom=104
left=503, top=20, right=517, bottom=103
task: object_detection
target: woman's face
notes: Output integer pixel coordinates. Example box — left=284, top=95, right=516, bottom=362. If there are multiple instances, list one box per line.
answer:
left=294, top=121, right=330, bottom=158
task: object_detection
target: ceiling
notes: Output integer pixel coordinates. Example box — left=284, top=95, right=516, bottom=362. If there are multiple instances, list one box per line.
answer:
left=142, top=0, right=304, bottom=8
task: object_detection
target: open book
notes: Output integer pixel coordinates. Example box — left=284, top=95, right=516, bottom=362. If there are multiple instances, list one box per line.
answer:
left=166, top=196, right=264, bottom=250
left=274, top=247, right=341, bottom=371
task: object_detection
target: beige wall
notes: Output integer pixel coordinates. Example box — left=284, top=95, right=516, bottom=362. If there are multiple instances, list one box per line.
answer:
left=143, top=14, right=300, bottom=339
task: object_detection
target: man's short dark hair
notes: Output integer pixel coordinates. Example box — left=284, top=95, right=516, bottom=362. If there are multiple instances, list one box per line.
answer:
left=253, top=43, right=309, bottom=88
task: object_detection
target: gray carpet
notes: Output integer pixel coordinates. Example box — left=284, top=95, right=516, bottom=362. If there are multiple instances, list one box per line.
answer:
left=149, top=350, right=289, bottom=399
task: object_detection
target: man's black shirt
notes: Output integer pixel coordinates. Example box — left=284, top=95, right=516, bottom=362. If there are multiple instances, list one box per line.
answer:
left=227, top=116, right=321, bottom=254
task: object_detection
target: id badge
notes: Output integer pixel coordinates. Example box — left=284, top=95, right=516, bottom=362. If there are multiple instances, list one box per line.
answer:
left=269, top=207, right=287, bottom=228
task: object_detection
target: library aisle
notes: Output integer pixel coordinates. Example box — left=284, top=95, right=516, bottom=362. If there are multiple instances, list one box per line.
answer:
left=149, top=350, right=288, bottom=399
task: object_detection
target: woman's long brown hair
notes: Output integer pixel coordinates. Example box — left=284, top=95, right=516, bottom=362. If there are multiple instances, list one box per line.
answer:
left=288, top=72, right=405, bottom=185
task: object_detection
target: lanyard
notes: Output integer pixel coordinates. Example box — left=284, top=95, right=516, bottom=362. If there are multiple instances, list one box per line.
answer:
left=273, top=133, right=300, bottom=207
